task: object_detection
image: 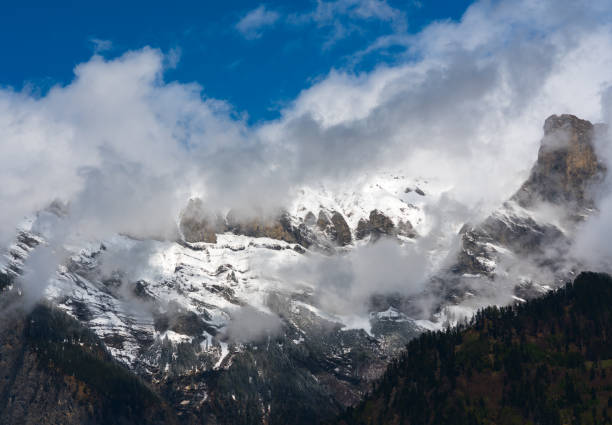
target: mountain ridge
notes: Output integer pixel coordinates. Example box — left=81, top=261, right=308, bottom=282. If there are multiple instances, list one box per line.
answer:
left=0, top=113, right=608, bottom=424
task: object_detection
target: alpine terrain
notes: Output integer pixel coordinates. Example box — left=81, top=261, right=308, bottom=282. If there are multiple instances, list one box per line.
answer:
left=0, top=114, right=609, bottom=424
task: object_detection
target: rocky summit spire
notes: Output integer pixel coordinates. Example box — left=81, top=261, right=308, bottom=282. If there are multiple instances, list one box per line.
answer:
left=443, top=114, right=608, bottom=299
left=513, top=114, right=606, bottom=210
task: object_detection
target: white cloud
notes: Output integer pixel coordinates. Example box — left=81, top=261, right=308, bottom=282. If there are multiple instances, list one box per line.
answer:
left=261, top=0, right=612, bottom=214
left=278, top=238, right=429, bottom=315
left=3, top=0, right=612, bottom=310
left=235, top=5, right=280, bottom=40
left=0, top=47, right=247, bottom=247
left=3, top=0, right=609, bottom=244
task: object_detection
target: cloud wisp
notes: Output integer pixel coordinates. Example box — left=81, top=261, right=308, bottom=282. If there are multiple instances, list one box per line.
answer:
left=236, top=0, right=406, bottom=48
left=235, top=5, right=281, bottom=40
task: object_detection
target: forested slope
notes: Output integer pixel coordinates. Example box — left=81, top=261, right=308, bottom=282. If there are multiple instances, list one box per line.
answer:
left=338, top=272, right=612, bottom=425
left=0, top=303, right=179, bottom=425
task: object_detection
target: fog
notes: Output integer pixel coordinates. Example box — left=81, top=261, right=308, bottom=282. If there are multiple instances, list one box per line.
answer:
left=222, top=306, right=283, bottom=343
left=573, top=88, right=612, bottom=269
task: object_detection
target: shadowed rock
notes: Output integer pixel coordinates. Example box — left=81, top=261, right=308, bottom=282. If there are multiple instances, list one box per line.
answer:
left=330, top=212, right=352, bottom=246
left=441, top=114, right=607, bottom=301
left=304, top=211, right=316, bottom=225
left=356, top=210, right=405, bottom=241
left=316, top=210, right=353, bottom=246
left=397, top=220, right=417, bottom=238
left=179, top=198, right=225, bottom=243
left=226, top=210, right=297, bottom=244
left=369, top=210, right=395, bottom=236
left=317, top=210, right=331, bottom=230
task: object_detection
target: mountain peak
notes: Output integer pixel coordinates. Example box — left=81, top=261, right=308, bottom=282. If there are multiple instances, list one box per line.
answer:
left=542, top=113, right=592, bottom=134
left=513, top=114, right=605, bottom=210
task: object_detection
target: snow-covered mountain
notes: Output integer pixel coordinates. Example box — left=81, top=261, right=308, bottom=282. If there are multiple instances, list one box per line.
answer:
left=0, top=114, right=605, bottom=424
left=0, top=174, right=438, bottom=423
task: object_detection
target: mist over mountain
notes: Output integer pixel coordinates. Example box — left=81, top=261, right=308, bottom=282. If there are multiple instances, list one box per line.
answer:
left=2, top=0, right=612, bottom=424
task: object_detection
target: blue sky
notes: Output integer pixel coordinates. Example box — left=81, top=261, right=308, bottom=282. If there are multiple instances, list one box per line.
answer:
left=1, top=0, right=471, bottom=123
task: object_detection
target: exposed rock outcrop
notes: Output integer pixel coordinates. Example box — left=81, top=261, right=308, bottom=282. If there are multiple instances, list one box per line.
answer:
left=397, top=220, right=417, bottom=238
left=179, top=198, right=225, bottom=243
left=356, top=209, right=415, bottom=241
left=304, top=211, right=317, bottom=226
left=179, top=198, right=418, bottom=249
left=330, top=211, right=352, bottom=246
left=355, top=218, right=370, bottom=240
left=226, top=210, right=297, bottom=244
left=180, top=200, right=315, bottom=247
left=441, top=114, right=607, bottom=303
left=316, top=210, right=331, bottom=230
left=316, top=210, right=353, bottom=246
left=514, top=114, right=606, bottom=210
left=369, top=210, right=395, bottom=236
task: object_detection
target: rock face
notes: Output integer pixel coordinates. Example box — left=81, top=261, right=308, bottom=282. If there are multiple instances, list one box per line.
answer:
left=315, top=210, right=353, bottom=246
left=368, top=210, right=395, bottom=237
left=180, top=203, right=311, bottom=247
left=435, top=114, right=606, bottom=309
left=397, top=220, right=417, bottom=238
left=514, top=114, right=605, bottom=209
left=226, top=210, right=298, bottom=244
left=356, top=210, right=415, bottom=240
left=317, top=210, right=332, bottom=230
left=304, top=211, right=316, bottom=226
left=179, top=194, right=419, bottom=249
left=330, top=211, right=352, bottom=246
left=179, top=199, right=225, bottom=244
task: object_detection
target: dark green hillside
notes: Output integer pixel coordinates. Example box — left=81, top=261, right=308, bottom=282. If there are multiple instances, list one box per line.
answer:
left=338, top=272, right=612, bottom=425
left=0, top=303, right=179, bottom=425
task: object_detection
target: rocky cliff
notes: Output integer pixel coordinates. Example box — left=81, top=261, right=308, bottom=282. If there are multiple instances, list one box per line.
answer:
left=431, top=114, right=606, bottom=319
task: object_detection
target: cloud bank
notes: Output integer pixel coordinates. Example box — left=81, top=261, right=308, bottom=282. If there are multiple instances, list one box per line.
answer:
left=3, top=0, right=612, bottom=309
